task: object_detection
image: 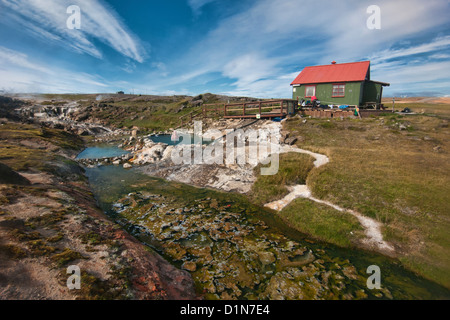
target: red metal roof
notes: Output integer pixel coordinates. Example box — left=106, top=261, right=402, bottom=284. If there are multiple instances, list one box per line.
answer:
left=291, top=61, right=370, bottom=85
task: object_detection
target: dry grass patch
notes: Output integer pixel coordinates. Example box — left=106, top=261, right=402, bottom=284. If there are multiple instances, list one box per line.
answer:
left=284, top=110, right=450, bottom=287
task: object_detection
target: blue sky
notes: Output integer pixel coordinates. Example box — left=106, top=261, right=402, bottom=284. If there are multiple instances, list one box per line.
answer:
left=0, top=0, right=449, bottom=97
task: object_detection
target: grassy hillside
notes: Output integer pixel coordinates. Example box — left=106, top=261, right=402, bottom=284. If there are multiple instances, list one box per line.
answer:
left=38, top=93, right=258, bottom=132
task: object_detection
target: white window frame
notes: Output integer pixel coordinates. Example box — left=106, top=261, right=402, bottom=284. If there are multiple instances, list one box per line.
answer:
left=332, top=84, right=345, bottom=97
left=305, top=85, right=316, bottom=98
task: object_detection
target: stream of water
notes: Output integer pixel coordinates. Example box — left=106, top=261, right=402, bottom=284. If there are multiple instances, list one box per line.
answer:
left=80, top=146, right=450, bottom=300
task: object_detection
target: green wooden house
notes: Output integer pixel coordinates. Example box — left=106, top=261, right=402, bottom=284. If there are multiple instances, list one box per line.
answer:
left=290, top=61, right=390, bottom=107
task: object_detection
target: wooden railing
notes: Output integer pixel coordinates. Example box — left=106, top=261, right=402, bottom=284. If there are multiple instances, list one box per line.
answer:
left=177, top=99, right=298, bottom=127
left=202, top=103, right=225, bottom=118
left=224, top=99, right=297, bottom=119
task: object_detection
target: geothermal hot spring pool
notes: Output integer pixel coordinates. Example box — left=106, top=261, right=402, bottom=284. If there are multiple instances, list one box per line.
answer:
left=77, top=145, right=450, bottom=300
left=76, top=145, right=130, bottom=159
left=148, top=133, right=212, bottom=146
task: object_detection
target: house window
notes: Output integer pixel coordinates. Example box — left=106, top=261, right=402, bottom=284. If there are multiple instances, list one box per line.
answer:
left=332, top=84, right=345, bottom=97
left=305, top=85, right=316, bottom=97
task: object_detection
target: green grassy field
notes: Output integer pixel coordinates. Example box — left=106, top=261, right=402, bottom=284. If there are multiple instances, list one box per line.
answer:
left=280, top=104, right=449, bottom=287
left=250, top=151, right=366, bottom=248
left=280, top=198, right=365, bottom=247
left=250, top=152, right=314, bottom=205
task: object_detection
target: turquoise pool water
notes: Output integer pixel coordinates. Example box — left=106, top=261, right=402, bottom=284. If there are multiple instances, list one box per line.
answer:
left=76, top=145, right=130, bottom=159
left=149, top=134, right=212, bottom=146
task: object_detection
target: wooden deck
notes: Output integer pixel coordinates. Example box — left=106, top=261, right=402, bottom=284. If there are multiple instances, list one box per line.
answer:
left=222, top=99, right=297, bottom=119
left=177, top=100, right=393, bottom=127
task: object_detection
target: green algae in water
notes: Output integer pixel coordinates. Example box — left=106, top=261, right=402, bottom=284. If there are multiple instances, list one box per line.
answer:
left=84, top=164, right=450, bottom=300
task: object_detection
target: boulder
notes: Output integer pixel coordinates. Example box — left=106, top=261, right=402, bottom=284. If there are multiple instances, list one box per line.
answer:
left=143, top=138, right=155, bottom=148
left=280, top=130, right=290, bottom=143
left=284, top=137, right=298, bottom=145
left=134, top=144, right=167, bottom=164
left=161, top=145, right=174, bottom=161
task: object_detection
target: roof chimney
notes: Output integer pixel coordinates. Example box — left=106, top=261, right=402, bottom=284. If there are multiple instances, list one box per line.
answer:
left=331, top=61, right=336, bottom=64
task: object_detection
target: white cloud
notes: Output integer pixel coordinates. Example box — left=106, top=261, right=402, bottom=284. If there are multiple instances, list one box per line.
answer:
left=0, top=46, right=49, bottom=74
left=369, top=36, right=450, bottom=64
left=429, top=53, right=450, bottom=60
left=367, top=36, right=450, bottom=95
left=121, top=60, right=137, bottom=74
left=187, top=0, right=217, bottom=16
left=0, top=0, right=147, bottom=62
left=372, top=60, right=450, bottom=84
left=0, top=46, right=111, bottom=93
left=1, top=0, right=449, bottom=97
left=223, top=53, right=279, bottom=87
left=221, top=71, right=300, bottom=98
left=165, top=0, right=449, bottom=97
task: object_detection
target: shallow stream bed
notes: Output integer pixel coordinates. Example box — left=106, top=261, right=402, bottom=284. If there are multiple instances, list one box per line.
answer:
left=81, top=147, right=450, bottom=300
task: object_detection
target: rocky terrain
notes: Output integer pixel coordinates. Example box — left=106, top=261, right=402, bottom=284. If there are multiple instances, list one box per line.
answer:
left=77, top=118, right=293, bottom=194
left=2, top=94, right=449, bottom=300
left=0, top=97, right=197, bottom=300
left=7, top=93, right=260, bottom=136
left=112, top=192, right=387, bottom=300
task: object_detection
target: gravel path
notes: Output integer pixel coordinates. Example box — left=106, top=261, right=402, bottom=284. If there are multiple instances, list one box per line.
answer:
left=264, top=129, right=394, bottom=254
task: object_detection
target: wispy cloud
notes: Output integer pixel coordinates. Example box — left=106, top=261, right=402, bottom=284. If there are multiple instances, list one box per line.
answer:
left=369, top=36, right=450, bottom=64
left=121, top=60, right=137, bottom=74
left=1, top=0, right=449, bottom=97
left=0, top=46, right=49, bottom=74
left=172, top=0, right=450, bottom=97
left=223, top=53, right=279, bottom=88
left=0, top=0, right=147, bottom=62
left=0, top=46, right=112, bottom=93
left=187, top=0, right=217, bottom=16
left=367, top=36, right=450, bottom=95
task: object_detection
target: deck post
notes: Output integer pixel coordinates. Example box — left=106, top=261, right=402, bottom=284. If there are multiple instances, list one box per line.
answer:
left=259, top=101, right=262, bottom=116
left=243, top=103, right=246, bottom=116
